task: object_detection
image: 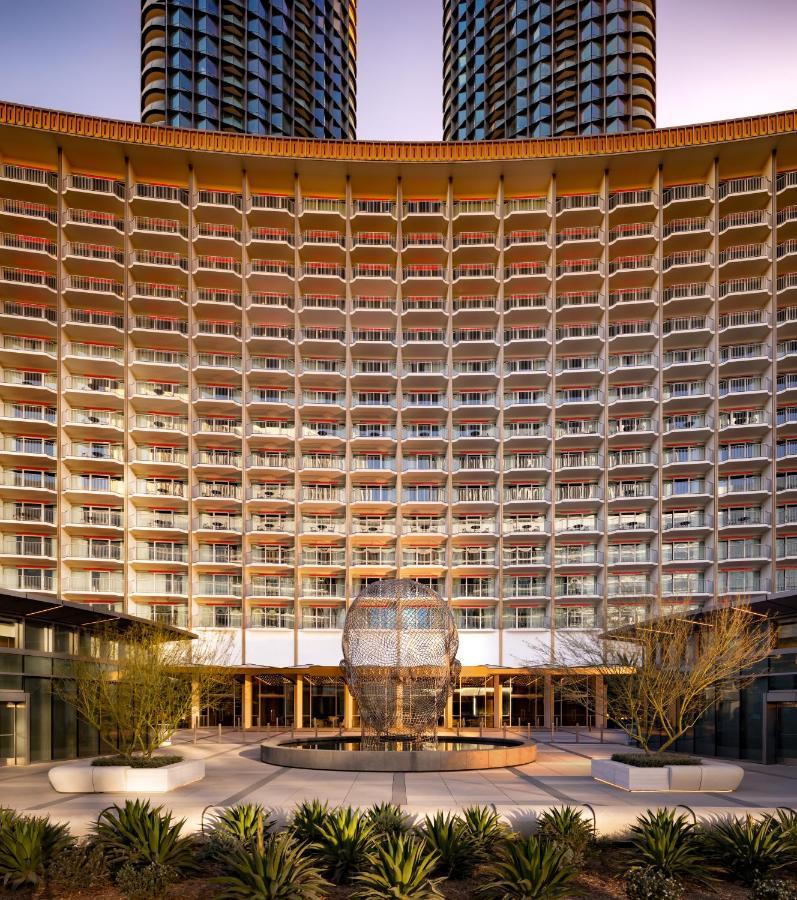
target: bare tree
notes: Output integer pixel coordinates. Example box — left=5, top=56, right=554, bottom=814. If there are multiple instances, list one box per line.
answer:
left=54, top=623, right=234, bottom=760
left=525, top=603, right=772, bottom=753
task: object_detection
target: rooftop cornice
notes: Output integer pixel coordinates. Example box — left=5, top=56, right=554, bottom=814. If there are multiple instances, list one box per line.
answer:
left=2, top=101, right=797, bottom=162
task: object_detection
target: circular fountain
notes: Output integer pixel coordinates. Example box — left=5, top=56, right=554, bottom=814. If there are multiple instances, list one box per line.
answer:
left=260, top=580, right=536, bottom=772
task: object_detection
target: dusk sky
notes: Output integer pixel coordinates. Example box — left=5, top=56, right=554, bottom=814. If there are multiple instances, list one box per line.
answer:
left=0, top=0, right=794, bottom=140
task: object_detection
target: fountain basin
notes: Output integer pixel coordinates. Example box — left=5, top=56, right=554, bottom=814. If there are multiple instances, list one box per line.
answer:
left=260, top=733, right=536, bottom=772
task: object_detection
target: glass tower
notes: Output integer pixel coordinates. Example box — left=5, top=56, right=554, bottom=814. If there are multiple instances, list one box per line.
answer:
left=141, top=0, right=357, bottom=139
left=443, top=0, right=655, bottom=141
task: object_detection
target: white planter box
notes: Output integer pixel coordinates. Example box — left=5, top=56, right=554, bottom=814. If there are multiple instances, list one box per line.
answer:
left=591, top=758, right=744, bottom=792
left=48, top=758, right=205, bottom=793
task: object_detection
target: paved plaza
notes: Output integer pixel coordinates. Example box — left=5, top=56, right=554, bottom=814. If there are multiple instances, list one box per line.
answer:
left=4, top=729, right=797, bottom=837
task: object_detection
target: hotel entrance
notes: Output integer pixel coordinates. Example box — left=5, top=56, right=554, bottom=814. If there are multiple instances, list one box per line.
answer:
left=0, top=692, right=27, bottom=766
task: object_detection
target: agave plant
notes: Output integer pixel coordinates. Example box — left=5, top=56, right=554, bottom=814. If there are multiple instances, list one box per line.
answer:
left=461, top=805, right=509, bottom=858
left=536, top=806, right=593, bottom=864
left=91, top=798, right=195, bottom=874
left=474, top=836, right=577, bottom=899
left=311, top=806, right=375, bottom=884
left=703, top=815, right=796, bottom=886
left=0, top=814, right=73, bottom=890
left=365, top=801, right=412, bottom=839
left=215, top=832, right=328, bottom=900
left=353, top=833, right=445, bottom=900
left=290, top=799, right=331, bottom=843
left=209, top=803, right=275, bottom=850
left=419, top=811, right=478, bottom=879
left=627, top=808, right=714, bottom=885
left=769, top=809, right=797, bottom=850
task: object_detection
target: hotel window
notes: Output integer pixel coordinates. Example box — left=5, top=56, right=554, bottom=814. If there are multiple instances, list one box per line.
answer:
left=454, top=607, right=495, bottom=631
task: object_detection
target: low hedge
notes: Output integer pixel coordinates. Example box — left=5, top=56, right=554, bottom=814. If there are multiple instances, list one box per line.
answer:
left=91, top=754, right=184, bottom=768
left=610, top=752, right=698, bottom=768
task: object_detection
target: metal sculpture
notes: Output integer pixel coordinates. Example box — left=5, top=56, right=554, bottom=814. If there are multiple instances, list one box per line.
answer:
left=341, top=579, right=460, bottom=748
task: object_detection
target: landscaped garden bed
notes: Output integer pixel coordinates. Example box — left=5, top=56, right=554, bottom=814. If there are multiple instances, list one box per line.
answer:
left=47, top=754, right=206, bottom=794
left=592, top=751, right=746, bottom=792
left=2, top=800, right=797, bottom=899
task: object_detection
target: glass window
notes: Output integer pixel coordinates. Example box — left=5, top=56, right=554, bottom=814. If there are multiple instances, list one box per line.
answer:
left=0, top=619, right=18, bottom=648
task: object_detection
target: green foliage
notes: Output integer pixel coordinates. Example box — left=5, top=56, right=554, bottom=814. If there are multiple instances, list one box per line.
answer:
left=92, top=798, right=195, bottom=874
left=115, top=862, right=177, bottom=900
left=611, top=753, right=697, bottom=768
left=627, top=808, right=714, bottom=884
left=769, top=809, right=797, bottom=848
left=353, top=832, right=445, bottom=900
left=474, top=836, right=578, bottom=899
left=624, top=867, right=685, bottom=900
left=536, top=806, right=593, bottom=864
left=461, top=805, right=509, bottom=858
left=214, top=832, right=328, bottom=899
left=312, top=805, right=375, bottom=884
left=46, top=839, right=110, bottom=893
left=365, top=801, right=412, bottom=839
left=419, top=811, right=478, bottom=879
left=290, top=799, right=331, bottom=843
left=750, top=876, right=797, bottom=900
left=0, top=813, right=72, bottom=890
left=209, top=803, right=275, bottom=850
left=92, top=754, right=184, bottom=768
left=704, top=815, right=796, bottom=886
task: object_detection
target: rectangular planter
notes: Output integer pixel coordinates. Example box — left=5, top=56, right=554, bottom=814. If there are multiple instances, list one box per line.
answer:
left=591, top=758, right=744, bottom=792
left=49, top=758, right=205, bottom=793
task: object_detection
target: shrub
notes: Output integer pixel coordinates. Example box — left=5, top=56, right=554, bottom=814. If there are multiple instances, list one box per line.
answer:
left=209, top=803, right=274, bottom=850
left=290, top=799, right=331, bottom=843
left=0, top=814, right=72, bottom=890
left=365, top=801, right=412, bottom=839
left=474, top=836, right=577, bottom=899
left=419, top=811, right=478, bottom=879
left=311, top=806, right=375, bottom=885
left=115, top=862, right=177, bottom=900
left=92, top=754, right=183, bottom=768
left=750, top=876, right=797, bottom=900
left=214, top=832, right=328, bottom=899
left=769, top=809, right=797, bottom=849
left=624, top=867, right=685, bottom=900
left=611, top=753, right=697, bottom=768
left=353, top=833, right=444, bottom=900
left=704, top=815, right=796, bottom=886
left=627, top=809, right=714, bottom=885
left=46, top=839, right=110, bottom=893
left=92, top=799, right=195, bottom=874
left=462, top=805, right=509, bottom=858
left=536, top=806, right=593, bottom=864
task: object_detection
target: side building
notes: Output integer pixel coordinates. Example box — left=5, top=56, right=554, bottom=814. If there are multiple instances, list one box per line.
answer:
left=141, top=0, right=357, bottom=138
left=0, top=102, right=796, bottom=749
left=443, top=0, right=655, bottom=140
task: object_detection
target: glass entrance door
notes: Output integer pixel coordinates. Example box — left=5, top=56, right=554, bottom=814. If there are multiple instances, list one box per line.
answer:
left=0, top=701, right=27, bottom=766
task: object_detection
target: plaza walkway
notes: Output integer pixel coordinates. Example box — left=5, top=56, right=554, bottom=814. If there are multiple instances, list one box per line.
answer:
left=4, top=728, right=797, bottom=837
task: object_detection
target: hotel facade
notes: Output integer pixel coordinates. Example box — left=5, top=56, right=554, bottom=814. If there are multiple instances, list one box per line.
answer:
left=0, top=102, right=797, bottom=734
left=443, top=0, right=655, bottom=141
left=141, top=0, right=357, bottom=139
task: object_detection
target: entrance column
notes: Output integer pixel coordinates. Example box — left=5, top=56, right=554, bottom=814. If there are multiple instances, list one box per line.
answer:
left=445, top=692, right=454, bottom=729
left=592, top=675, right=607, bottom=729
left=343, top=685, right=354, bottom=730
left=294, top=675, right=304, bottom=729
left=242, top=675, right=253, bottom=730
left=543, top=674, right=554, bottom=729
left=492, top=674, right=502, bottom=728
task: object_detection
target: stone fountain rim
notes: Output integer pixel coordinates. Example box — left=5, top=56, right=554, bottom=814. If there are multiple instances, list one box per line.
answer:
left=260, top=732, right=537, bottom=772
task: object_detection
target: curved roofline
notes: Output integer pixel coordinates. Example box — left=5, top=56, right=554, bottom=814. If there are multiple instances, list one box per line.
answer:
left=1, top=100, right=797, bottom=163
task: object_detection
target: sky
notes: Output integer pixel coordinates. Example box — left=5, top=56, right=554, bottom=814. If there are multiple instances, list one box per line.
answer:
left=0, top=0, right=794, bottom=140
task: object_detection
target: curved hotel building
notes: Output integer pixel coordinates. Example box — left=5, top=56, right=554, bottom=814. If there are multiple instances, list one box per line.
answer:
left=0, top=101, right=796, bottom=732
left=141, top=0, right=357, bottom=139
left=443, top=0, right=656, bottom=141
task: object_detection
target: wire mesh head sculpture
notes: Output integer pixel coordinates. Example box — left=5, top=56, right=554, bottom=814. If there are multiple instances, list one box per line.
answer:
left=341, top=579, right=460, bottom=747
